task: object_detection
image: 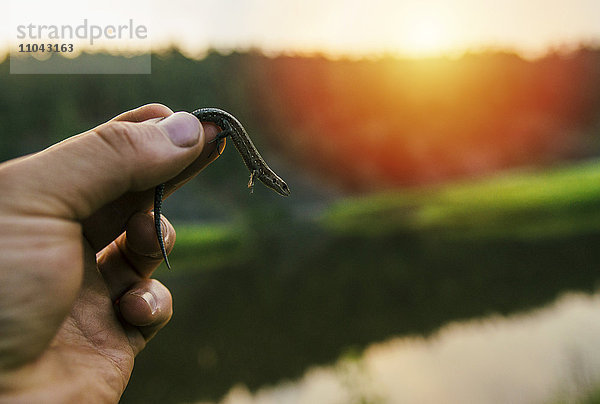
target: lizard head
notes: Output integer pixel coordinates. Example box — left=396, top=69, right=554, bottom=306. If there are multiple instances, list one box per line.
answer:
left=259, top=171, right=291, bottom=197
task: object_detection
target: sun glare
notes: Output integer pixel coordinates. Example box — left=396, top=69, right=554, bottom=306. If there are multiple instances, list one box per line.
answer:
left=400, top=16, right=451, bottom=57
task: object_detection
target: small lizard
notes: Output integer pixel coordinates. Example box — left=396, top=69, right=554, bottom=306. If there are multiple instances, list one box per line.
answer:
left=154, top=108, right=291, bottom=269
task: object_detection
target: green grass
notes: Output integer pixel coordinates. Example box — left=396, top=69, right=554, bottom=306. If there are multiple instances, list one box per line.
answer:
left=323, top=160, right=600, bottom=240
left=164, top=223, right=247, bottom=272
left=169, top=159, right=600, bottom=267
left=165, top=159, right=600, bottom=273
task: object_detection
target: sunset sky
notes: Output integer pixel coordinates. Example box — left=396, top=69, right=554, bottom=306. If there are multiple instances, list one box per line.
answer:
left=2, top=0, right=600, bottom=58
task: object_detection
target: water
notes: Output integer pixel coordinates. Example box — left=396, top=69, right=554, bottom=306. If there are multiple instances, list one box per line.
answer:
left=211, top=292, right=600, bottom=404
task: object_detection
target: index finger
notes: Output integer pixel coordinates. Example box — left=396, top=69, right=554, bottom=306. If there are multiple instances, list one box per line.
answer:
left=110, top=103, right=174, bottom=122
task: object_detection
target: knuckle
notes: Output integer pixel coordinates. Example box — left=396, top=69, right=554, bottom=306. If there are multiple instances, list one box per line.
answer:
left=94, top=121, right=140, bottom=157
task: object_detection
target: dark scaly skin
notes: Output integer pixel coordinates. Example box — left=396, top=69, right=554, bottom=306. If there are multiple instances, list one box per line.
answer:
left=154, top=183, right=169, bottom=269
left=153, top=108, right=290, bottom=270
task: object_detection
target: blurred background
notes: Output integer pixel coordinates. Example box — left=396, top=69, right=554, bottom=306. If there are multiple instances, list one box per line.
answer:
left=2, top=0, right=600, bottom=402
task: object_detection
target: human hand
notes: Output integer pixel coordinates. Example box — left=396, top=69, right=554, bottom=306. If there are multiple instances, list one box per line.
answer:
left=0, top=104, right=222, bottom=402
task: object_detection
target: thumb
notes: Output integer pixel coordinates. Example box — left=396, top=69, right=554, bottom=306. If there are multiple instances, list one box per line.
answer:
left=0, top=111, right=204, bottom=220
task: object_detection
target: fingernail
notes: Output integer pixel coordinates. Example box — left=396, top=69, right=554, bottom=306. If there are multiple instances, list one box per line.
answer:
left=158, top=111, right=200, bottom=147
left=133, top=291, right=158, bottom=315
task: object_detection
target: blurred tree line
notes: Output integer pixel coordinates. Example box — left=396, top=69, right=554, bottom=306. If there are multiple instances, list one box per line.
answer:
left=253, top=49, right=600, bottom=190
left=1, top=48, right=600, bottom=217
